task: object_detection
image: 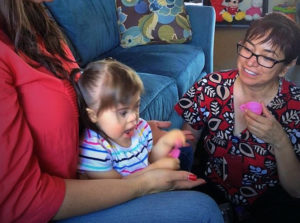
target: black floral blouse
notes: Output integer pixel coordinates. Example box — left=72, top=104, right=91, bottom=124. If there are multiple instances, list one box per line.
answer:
left=175, top=69, right=300, bottom=206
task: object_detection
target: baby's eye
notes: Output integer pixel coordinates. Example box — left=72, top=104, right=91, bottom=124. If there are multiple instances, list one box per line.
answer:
left=119, top=110, right=128, bottom=117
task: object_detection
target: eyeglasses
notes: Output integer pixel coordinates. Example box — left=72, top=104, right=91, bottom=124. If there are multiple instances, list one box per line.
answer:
left=237, top=43, right=286, bottom=68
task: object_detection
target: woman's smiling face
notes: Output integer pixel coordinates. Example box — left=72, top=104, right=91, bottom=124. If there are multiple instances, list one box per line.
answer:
left=237, top=36, right=288, bottom=88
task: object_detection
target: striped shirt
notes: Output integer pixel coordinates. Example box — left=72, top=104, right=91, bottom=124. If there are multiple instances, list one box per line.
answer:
left=78, top=118, right=153, bottom=176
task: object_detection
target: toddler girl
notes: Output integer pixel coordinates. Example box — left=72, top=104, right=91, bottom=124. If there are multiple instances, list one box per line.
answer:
left=70, top=59, right=185, bottom=179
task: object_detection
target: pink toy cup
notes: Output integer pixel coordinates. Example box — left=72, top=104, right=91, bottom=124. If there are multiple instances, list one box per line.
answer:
left=240, top=101, right=262, bottom=115
left=169, top=147, right=181, bottom=158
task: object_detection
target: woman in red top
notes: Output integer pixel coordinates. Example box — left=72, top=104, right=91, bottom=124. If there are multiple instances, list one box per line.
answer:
left=175, top=12, right=300, bottom=223
left=0, top=0, right=224, bottom=222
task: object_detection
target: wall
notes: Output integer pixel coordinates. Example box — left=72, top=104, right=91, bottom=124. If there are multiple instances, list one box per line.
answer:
left=213, top=0, right=298, bottom=71
left=213, top=27, right=247, bottom=71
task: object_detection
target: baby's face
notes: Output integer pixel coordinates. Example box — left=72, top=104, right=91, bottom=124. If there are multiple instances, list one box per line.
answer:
left=96, top=93, right=141, bottom=147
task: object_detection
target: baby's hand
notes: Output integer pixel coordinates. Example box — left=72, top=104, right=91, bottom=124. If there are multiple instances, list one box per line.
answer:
left=150, top=129, right=185, bottom=161
left=152, top=157, right=180, bottom=170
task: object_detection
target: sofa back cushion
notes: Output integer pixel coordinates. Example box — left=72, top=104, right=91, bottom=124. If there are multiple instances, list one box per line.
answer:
left=45, top=0, right=120, bottom=66
left=101, top=43, right=205, bottom=97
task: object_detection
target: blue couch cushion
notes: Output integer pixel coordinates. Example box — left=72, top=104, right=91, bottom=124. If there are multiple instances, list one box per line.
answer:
left=138, top=73, right=178, bottom=123
left=99, top=43, right=205, bottom=97
left=45, top=0, right=120, bottom=66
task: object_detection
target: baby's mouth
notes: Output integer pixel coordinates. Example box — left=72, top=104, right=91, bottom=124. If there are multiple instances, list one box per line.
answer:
left=124, top=128, right=134, bottom=137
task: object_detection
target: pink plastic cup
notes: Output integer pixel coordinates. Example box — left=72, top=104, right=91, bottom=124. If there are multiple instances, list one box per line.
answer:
left=240, top=101, right=262, bottom=115
left=169, top=147, right=181, bottom=158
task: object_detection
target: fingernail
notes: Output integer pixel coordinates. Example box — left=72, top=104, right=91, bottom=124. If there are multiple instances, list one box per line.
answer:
left=188, top=174, right=197, bottom=181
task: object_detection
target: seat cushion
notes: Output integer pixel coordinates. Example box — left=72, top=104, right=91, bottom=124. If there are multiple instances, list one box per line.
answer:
left=99, top=43, right=205, bottom=97
left=138, top=72, right=178, bottom=124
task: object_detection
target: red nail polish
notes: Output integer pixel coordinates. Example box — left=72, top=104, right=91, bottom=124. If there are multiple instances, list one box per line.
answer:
left=188, top=174, right=197, bottom=181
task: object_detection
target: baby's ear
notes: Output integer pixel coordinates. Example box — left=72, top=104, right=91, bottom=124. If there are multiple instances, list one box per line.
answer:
left=86, top=108, right=98, bottom=123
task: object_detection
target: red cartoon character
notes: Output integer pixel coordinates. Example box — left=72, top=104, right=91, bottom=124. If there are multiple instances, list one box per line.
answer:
left=210, top=0, right=225, bottom=22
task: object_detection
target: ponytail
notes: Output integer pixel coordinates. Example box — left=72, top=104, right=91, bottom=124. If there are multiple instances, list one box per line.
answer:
left=70, top=68, right=100, bottom=138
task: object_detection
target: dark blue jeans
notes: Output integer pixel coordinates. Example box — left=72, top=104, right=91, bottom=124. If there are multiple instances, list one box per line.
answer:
left=56, top=191, right=224, bottom=223
left=179, top=145, right=194, bottom=171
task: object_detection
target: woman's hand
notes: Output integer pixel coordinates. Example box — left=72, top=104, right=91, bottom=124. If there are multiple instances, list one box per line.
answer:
left=57, top=169, right=205, bottom=220
left=151, top=157, right=180, bottom=170
left=124, top=157, right=180, bottom=179
left=148, top=120, right=171, bottom=144
left=244, top=103, right=289, bottom=148
left=245, top=104, right=300, bottom=198
left=138, top=169, right=206, bottom=195
left=148, top=120, right=195, bottom=144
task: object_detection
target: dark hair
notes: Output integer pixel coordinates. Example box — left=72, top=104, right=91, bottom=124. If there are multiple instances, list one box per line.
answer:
left=0, top=0, right=73, bottom=79
left=70, top=59, right=144, bottom=139
left=243, top=12, right=300, bottom=65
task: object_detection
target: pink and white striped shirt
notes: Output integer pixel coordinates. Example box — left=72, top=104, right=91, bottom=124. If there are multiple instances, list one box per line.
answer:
left=78, top=118, right=153, bottom=176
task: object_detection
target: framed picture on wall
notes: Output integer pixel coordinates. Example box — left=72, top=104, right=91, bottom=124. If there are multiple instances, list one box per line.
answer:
left=204, top=0, right=268, bottom=27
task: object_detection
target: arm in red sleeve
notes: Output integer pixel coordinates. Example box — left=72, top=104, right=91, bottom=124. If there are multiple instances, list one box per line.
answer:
left=0, top=40, right=66, bottom=223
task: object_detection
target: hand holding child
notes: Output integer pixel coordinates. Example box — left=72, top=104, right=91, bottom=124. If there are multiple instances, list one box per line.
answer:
left=151, top=157, right=180, bottom=170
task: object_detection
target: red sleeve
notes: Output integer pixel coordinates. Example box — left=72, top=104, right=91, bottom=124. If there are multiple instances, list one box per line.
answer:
left=0, top=35, right=71, bottom=223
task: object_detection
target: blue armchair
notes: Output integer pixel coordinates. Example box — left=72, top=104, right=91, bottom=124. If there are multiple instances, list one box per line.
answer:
left=45, top=0, right=215, bottom=129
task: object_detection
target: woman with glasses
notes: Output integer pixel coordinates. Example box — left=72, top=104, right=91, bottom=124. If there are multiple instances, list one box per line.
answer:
left=175, top=12, right=300, bottom=222
left=0, top=0, right=225, bottom=222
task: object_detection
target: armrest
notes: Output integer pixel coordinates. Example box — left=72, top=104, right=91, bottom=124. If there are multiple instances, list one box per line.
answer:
left=186, top=5, right=216, bottom=74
